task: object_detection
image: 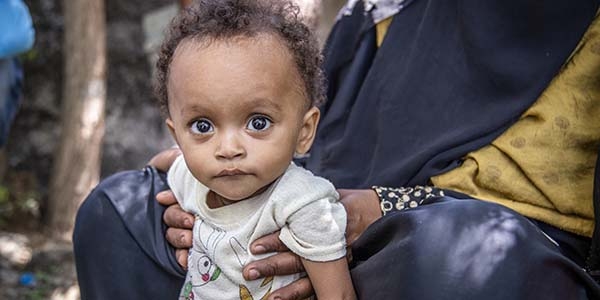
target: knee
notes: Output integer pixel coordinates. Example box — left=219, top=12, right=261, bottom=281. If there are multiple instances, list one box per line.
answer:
left=72, top=179, right=116, bottom=248
left=412, top=198, right=553, bottom=282
left=353, top=198, right=578, bottom=299
left=416, top=198, right=534, bottom=250
left=73, top=167, right=168, bottom=246
left=73, top=169, right=147, bottom=244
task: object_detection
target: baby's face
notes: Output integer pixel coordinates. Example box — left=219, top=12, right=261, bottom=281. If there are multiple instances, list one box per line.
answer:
left=166, top=34, right=318, bottom=202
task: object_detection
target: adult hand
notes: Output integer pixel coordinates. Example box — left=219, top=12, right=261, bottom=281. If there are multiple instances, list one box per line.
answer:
left=243, top=232, right=313, bottom=300
left=149, top=147, right=193, bottom=268
left=338, top=189, right=382, bottom=246
left=147, top=147, right=181, bottom=172
left=157, top=189, right=194, bottom=269
left=242, top=189, right=382, bottom=300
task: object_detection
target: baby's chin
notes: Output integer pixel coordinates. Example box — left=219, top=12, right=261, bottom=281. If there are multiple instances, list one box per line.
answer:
left=212, top=184, right=271, bottom=203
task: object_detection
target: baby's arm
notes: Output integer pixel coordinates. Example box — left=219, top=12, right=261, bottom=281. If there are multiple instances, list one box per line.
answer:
left=302, top=257, right=356, bottom=300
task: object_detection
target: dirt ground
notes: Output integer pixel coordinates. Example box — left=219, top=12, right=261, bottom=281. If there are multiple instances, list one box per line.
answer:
left=0, top=231, right=78, bottom=300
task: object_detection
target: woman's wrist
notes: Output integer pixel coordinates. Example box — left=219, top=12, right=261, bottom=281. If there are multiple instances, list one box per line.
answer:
left=337, top=189, right=382, bottom=246
left=371, top=185, right=445, bottom=215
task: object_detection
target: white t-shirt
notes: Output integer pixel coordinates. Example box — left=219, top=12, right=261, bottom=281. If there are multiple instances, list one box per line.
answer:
left=168, top=156, right=347, bottom=300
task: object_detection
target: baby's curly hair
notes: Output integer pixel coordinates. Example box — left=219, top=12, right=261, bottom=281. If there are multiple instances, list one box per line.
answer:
left=154, top=0, right=326, bottom=115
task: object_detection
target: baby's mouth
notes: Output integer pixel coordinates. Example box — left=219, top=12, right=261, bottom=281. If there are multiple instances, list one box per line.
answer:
left=215, top=169, right=248, bottom=177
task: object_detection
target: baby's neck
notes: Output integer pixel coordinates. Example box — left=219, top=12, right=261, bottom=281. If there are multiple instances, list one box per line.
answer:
left=206, top=183, right=272, bottom=209
left=206, top=191, right=236, bottom=209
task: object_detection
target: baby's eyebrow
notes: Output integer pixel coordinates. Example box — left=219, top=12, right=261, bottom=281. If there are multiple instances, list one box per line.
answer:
left=178, top=103, right=211, bottom=118
left=243, top=97, right=283, bottom=112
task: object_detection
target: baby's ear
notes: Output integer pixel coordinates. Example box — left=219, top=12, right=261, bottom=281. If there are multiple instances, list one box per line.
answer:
left=165, top=118, right=178, bottom=144
left=295, top=106, right=320, bottom=154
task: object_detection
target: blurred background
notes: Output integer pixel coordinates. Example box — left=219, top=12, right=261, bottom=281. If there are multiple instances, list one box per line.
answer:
left=0, top=0, right=346, bottom=298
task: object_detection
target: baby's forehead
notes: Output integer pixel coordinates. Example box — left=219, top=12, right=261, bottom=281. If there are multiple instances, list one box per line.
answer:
left=171, top=35, right=311, bottom=107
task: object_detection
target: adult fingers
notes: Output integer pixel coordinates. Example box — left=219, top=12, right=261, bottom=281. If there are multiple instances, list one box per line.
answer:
left=147, top=147, right=181, bottom=172
left=175, top=249, right=189, bottom=269
left=165, top=227, right=193, bottom=249
left=249, top=231, right=289, bottom=254
left=156, top=190, right=177, bottom=206
left=267, top=277, right=314, bottom=300
left=243, top=251, right=304, bottom=281
left=163, top=202, right=194, bottom=229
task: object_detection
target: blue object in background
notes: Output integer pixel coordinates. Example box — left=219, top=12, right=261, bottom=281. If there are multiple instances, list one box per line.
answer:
left=19, top=272, right=37, bottom=287
left=0, top=0, right=35, bottom=59
left=0, top=0, right=35, bottom=147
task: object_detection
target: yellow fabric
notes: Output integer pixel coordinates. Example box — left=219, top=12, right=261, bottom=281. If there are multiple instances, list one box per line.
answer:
left=432, top=16, right=600, bottom=237
left=375, top=17, right=393, bottom=47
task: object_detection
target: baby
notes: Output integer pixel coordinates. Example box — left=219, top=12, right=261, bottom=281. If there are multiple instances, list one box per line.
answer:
left=155, top=0, right=355, bottom=299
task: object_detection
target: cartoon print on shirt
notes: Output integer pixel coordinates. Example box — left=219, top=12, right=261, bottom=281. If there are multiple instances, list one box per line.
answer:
left=230, top=237, right=248, bottom=267
left=183, top=219, right=275, bottom=300
left=180, top=219, right=224, bottom=300
left=181, top=281, right=194, bottom=300
left=181, top=253, right=222, bottom=299
left=239, top=276, right=275, bottom=300
left=192, top=220, right=224, bottom=282
left=196, top=219, right=225, bottom=256
left=196, top=254, right=222, bottom=284
left=229, top=237, right=274, bottom=300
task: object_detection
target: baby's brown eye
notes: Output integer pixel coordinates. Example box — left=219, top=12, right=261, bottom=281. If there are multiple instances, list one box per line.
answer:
left=191, top=119, right=213, bottom=134
left=247, top=116, right=271, bottom=131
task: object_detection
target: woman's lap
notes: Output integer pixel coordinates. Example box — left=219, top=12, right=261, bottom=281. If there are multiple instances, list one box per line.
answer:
left=351, top=197, right=599, bottom=299
left=73, top=168, right=599, bottom=299
left=73, top=166, right=185, bottom=300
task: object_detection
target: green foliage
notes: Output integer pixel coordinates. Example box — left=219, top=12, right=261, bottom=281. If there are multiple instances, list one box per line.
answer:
left=19, top=49, right=39, bottom=63
left=0, top=172, right=41, bottom=230
left=24, top=288, right=46, bottom=300
left=22, top=270, right=53, bottom=300
left=0, top=185, right=9, bottom=203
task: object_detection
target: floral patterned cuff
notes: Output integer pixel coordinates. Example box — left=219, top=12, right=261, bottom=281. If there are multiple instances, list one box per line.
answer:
left=372, top=185, right=445, bottom=216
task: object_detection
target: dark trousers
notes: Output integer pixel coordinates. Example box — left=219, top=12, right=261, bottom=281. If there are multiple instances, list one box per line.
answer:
left=0, top=58, right=22, bottom=146
left=73, top=167, right=600, bottom=299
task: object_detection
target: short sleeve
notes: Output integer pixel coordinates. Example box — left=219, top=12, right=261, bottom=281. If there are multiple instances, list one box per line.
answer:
left=270, top=166, right=347, bottom=262
left=279, top=196, right=347, bottom=262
